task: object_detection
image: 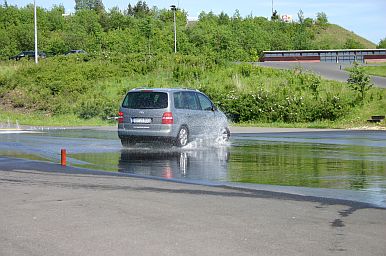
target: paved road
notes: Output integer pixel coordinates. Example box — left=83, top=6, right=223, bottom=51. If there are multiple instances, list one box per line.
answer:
left=258, top=62, right=386, bottom=88
left=1, top=158, right=385, bottom=256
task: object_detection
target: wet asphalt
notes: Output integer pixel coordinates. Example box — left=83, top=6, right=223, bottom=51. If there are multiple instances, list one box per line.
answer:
left=1, top=127, right=386, bottom=255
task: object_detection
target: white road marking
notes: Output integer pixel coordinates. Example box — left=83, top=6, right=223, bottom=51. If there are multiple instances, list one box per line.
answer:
left=0, top=129, right=41, bottom=134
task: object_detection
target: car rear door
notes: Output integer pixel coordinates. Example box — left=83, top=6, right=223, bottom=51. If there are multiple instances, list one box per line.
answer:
left=120, top=91, right=169, bottom=132
left=173, top=91, right=202, bottom=137
left=196, top=92, right=217, bottom=135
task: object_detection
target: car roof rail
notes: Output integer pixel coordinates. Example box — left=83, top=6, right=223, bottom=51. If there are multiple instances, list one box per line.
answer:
left=133, top=86, right=151, bottom=90
left=130, top=87, right=202, bottom=92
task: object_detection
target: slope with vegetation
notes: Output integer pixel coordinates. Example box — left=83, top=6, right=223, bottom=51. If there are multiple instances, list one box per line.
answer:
left=0, top=1, right=385, bottom=127
left=0, top=54, right=384, bottom=128
left=313, top=24, right=376, bottom=49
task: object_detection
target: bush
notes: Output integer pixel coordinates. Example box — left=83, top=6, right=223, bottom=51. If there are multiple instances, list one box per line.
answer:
left=0, top=56, right=358, bottom=124
left=347, top=62, right=373, bottom=104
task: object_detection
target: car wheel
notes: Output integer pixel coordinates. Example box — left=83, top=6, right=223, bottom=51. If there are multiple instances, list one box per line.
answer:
left=219, top=127, right=230, bottom=142
left=121, top=139, right=135, bottom=147
left=175, top=126, right=189, bottom=147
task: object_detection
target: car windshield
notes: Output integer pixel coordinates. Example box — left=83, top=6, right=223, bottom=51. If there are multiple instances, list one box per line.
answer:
left=122, top=91, right=168, bottom=109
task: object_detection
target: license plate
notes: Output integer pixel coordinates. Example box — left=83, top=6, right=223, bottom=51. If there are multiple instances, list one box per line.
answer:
left=131, top=118, right=152, bottom=124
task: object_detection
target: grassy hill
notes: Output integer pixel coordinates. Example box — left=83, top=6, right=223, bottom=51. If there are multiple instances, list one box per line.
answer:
left=314, top=24, right=376, bottom=49
left=1, top=56, right=385, bottom=128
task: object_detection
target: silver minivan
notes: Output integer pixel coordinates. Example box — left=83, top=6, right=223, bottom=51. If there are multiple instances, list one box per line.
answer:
left=118, top=88, right=230, bottom=147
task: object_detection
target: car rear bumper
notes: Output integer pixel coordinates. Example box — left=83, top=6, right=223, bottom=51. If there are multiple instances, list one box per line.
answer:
left=118, top=135, right=176, bottom=144
left=118, top=124, right=178, bottom=142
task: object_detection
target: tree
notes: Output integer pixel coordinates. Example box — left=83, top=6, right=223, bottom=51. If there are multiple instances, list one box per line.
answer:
left=293, top=28, right=312, bottom=50
left=271, top=10, right=279, bottom=21
left=297, top=9, right=304, bottom=24
left=303, top=17, right=313, bottom=27
left=232, top=9, right=241, bottom=20
left=75, top=0, right=105, bottom=13
left=125, top=1, right=150, bottom=17
left=315, top=12, right=328, bottom=26
left=378, top=37, right=386, bottom=49
left=344, top=38, right=364, bottom=49
left=347, top=62, right=373, bottom=104
left=106, top=7, right=126, bottom=30
left=139, top=17, right=154, bottom=54
left=218, top=12, right=229, bottom=25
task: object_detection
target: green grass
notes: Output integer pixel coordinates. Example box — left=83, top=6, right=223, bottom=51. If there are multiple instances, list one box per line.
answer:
left=362, top=64, right=386, bottom=77
left=234, top=116, right=385, bottom=129
left=0, top=63, right=20, bottom=76
left=0, top=110, right=114, bottom=127
left=314, top=24, right=376, bottom=49
left=2, top=106, right=384, bottom=129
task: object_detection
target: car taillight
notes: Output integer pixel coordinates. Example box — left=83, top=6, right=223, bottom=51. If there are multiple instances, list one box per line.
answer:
left=118, top=111, right=124, bottom=123
left=162, top=112, right=174, bottom=124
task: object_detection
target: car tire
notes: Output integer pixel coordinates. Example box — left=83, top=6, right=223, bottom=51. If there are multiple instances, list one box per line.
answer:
left=121, top=139, right=135, bottom=147
left=175, top=126, right=189, bottom=147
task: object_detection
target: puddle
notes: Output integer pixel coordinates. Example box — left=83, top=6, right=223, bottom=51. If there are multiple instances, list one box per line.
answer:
left=1, top=128, right=386, bottom=207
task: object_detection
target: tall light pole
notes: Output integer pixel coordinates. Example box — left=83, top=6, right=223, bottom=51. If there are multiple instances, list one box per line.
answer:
left=34, top=0, right=38, bottom=64
left=170, top=5, right=177, bottom=53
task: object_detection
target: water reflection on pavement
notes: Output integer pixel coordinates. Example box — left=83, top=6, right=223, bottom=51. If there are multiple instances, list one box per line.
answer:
left=1, top=128, right=386, bottom=207
left=118, top=147, right=230, bottom=181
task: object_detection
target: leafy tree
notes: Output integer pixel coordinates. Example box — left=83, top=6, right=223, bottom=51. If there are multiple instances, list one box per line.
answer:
left=46, top=5, right=65, bottom=31
left=75, top=0, right=105, bottom=13
left=297, top=9, right=304, bottom=24
left=378, top=37, right=386, bottom=49
left=343, top=38, right=364, bottom=49
left=126, top=1, right=150, bottom=17
left=218, top=12, right=230, bottom=25
left=293, top=28, right=312, bottom=50
left=303, top=17, right=313, bottom=27
left=139, top=17, right=155, bottom=54
left=315, top=12, right=328, bottom=26
left=232, top=9, right=241, bottom=20
left=271, top=10, right=279, bottom=21
left=347, top=62, right=373, bottom=104
left=105, top=6, right=127, bottom=30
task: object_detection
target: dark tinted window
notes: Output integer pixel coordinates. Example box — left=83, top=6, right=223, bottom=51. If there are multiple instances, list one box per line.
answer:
left=122, top=92, right=168, bottom=109
left=174, top=91, right=200, bottom=110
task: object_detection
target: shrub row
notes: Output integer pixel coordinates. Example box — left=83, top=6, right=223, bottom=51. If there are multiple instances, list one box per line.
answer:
left=0, top=55, right=374, bottom=123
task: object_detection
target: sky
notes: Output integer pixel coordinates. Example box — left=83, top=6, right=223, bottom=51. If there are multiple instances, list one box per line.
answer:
left=5, top=0, right=386, bottom=44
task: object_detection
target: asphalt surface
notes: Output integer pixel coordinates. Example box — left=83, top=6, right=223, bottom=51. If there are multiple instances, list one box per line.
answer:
left=1, top=157, right=386, bottom=256
left=258, top=62, right=386, bottom=88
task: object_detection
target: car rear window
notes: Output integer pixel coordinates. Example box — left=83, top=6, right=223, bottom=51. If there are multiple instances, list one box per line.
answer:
left=122, top=91, right=168, bottom=109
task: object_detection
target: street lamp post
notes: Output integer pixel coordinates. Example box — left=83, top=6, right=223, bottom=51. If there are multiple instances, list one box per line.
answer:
left=170, top=5, right=177, bottom=53
left=34, top=0, right=38, bottom=64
